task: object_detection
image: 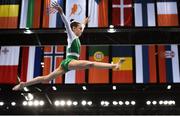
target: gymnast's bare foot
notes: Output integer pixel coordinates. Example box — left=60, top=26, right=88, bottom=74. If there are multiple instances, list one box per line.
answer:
left=114, top=58, right=126, bottom=70
left=12, top=82, right=25, bottom=91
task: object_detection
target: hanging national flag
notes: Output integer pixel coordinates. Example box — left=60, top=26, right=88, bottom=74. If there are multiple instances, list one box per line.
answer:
left=158, top=45, right=180, bottom=83
left=20, top=47, right=42, bottom=82
left=156, top=1, right=180, bottom=83
left=0, top=46, right=20, bottom=84
left=88, top=0, right=108, bottom=27
left=0, top=0, right=20, bottom=28
left=65, top=0, right=86, bottom=24
left=65, top=46, right=87, bottom=84
left=157, top=0, right=179, bottom=26
left=43, top=46, right=64, bottom=84
left=134, top=0, right=156, bottom=27
left=112, top=46, right=133, bottom=83
left=43, top=0, right=64, bottom=28
left=135, top=45, right=157, bottom=83
left=87, top=46, right=109, bottom=84
left=20, top=0, right=41, bottom=28
left=112, top=0, right=132, bottom=26
left=134, top=0, right=157, bottom=84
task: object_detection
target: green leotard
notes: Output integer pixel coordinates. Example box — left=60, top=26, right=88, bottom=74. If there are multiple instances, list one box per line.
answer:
left=60, top=13, right=85, bottom=72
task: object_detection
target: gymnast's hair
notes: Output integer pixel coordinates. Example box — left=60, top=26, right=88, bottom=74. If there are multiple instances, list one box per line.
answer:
left=70, top=19, right=80, bottom=29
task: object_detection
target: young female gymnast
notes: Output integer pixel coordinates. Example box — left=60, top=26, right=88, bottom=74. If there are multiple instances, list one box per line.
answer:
left=12, top=2, right=125, bottom=91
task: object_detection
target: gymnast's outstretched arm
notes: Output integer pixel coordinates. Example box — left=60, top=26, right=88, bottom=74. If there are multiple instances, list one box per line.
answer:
left=51, top=2, right=75, bottom=40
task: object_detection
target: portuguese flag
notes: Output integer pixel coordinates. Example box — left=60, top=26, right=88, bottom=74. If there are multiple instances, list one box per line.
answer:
left=0, top=0, right=20, bottom=28
left=88, top=46, right=109, bottom=84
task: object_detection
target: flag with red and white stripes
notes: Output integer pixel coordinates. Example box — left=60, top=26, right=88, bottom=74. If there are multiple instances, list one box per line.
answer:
left=0, top=46, right=20, bottom=84
left=20, top=46, right=42, bottom=82
left=157, top=0, right=179, bottom=26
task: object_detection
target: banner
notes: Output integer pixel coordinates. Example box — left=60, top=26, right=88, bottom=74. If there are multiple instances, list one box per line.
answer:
left=0, top=0, right=20, bottom=28
left=20, top=0, right=41, bottom=28
left=43, top=0, right=64, bottom=28
left=88, top=0, right=108, bottom=27
left=158, top=45, right=180, bottom=83
left=135, top=45, right=157, bottom=83
left=157, top=0, right=179, bottom=26
left=88, top=46, right=109, bottom=84
left=0, top=46, right=20, bottom=83
left=20, top=47, right=42, bottom=82
left=66, top=0, right=86, bottom=23
left=112, top=46, right=133, bottom=83
left=134, top=0, right=156, bottom=26
left=112, top=0, right=132, bottom=26
left=43, top=46, right=64, bottom=84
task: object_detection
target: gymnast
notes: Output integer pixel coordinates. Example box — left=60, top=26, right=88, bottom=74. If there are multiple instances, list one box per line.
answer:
left=13, top=1, right=125, bottom=91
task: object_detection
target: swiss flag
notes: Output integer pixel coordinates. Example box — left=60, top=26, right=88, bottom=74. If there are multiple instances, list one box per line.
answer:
left=0, top=46, right=20, bottom=84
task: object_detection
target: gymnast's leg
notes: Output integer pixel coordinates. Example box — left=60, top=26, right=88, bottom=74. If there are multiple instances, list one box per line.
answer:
left=68, top=58, right=125, bottom=70
left=12, top=66, right=65, bottom=91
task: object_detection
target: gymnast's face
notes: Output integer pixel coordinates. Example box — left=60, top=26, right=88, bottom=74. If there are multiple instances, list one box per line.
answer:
left=72, top=24, right=83, bottom=37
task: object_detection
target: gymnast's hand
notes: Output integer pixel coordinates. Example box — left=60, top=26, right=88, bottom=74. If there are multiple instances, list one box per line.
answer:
left=51, top=1, right=63, bottom=14
left=82, top=17, right=90, bottom=25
